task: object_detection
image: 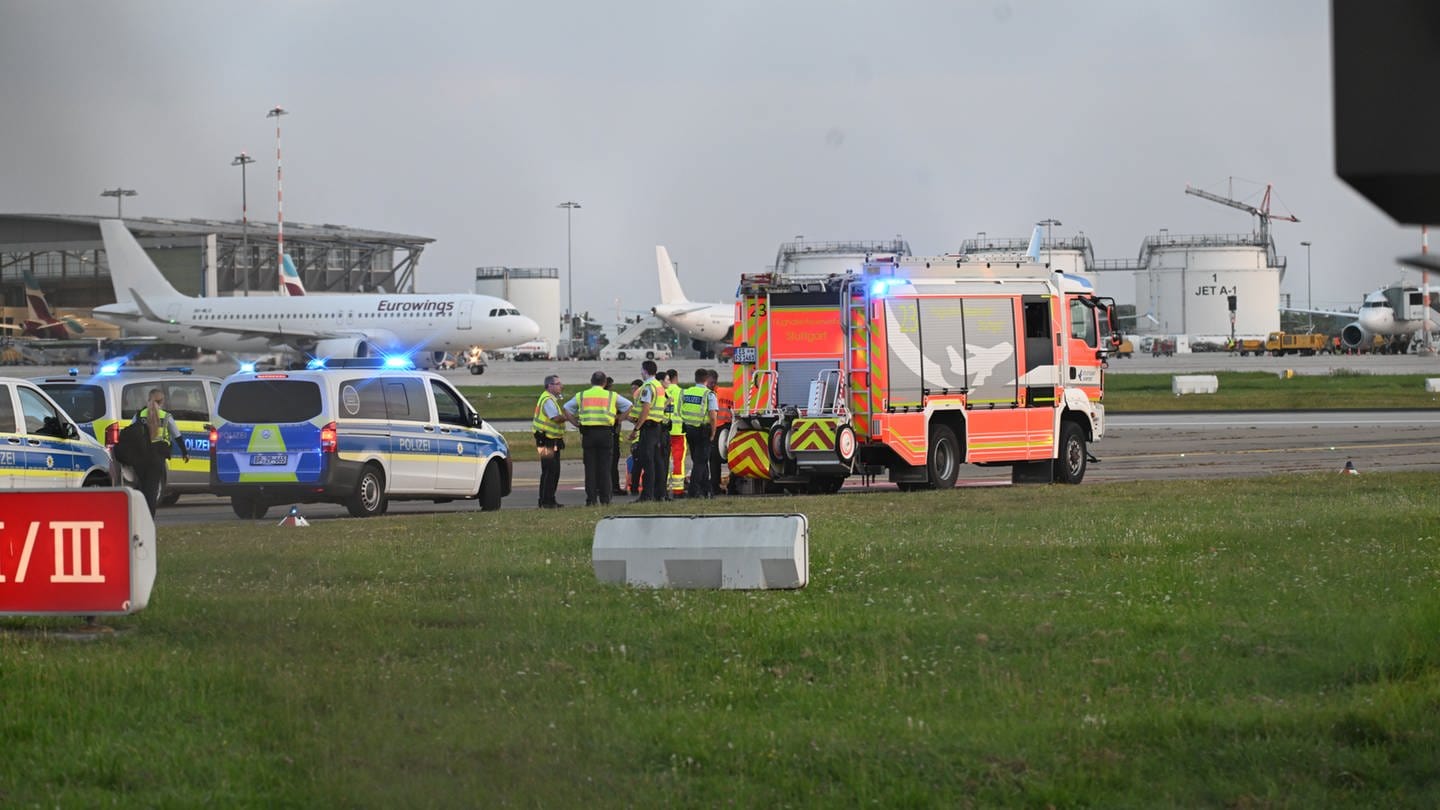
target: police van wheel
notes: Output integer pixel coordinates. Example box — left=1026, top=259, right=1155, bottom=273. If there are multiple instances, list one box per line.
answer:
left=1054, top=421, right=1087, bottom=485
left=478, top=467, right=503, bottom=512
left=160, top=491, right=181, bottom=506
left=348, top=465, right=388, bottom=518
left=232, top=494, right=268, bottom=520
left=83, top=472, right=110, bottom=487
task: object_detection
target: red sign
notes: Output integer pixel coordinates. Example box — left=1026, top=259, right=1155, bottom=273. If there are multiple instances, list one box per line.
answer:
left=0, top=490, right=136, bottom=615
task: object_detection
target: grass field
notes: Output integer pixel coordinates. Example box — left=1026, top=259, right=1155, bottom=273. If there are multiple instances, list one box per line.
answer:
left=4, top=474, right=1440, bottom=806
left=460, top=372, right=1440, bottom=422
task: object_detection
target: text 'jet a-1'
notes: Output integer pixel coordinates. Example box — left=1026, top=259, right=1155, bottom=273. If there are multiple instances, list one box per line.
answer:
left=94, top=220, right=540, bottom=362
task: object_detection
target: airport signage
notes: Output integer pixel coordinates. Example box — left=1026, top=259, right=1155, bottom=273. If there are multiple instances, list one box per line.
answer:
left=0, top=489, right=156, bottom=616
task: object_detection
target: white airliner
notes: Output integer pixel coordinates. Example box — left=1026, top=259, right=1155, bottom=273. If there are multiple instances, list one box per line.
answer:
left=94, top=220, right=540, bottom=360
left=1292, top=284, right=1439, bottom=351
left=651, top=246, right=734, bottom=347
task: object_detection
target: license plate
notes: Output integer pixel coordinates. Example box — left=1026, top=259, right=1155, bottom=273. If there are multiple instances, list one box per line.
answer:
left=732, top=346, right=758, bottom=364
left=250, top=453, right=289, bottom=466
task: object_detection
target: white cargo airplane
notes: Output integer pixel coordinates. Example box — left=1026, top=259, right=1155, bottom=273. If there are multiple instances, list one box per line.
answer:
left=94, top=220, right=540, bottom=360
left=650, top=246, right=734, bottom=347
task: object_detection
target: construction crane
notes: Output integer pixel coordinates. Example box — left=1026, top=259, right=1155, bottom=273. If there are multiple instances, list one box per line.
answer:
left=1184, top=181, right=1299, bottom=248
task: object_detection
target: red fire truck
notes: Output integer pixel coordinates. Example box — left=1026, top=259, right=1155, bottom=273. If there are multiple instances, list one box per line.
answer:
left=724, top=252, right=1114, bottom=493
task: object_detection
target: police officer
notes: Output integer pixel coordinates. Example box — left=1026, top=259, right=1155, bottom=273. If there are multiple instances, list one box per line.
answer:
left=705, top=368, right=728, bottom=496
left=630, top=360, right=668, bottom=502
left=679, top=368, right=718, bottom=498
left=564, top=371, right=632, bottom=506
left=532, top=374, right=569, bottom=508
left=605, top=376, right=625, bottom=495
left=134, top=387, right=190, bottom=517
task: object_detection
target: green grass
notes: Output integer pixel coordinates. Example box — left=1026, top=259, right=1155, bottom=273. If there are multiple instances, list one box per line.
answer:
left=5, top=474, right=1440, bottom=806
left=463, top=372, right=1440, bottom=421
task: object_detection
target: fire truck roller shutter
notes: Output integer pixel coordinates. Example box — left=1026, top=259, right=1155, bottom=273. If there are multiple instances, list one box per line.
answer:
left=774, top=360, right=839, bottom=411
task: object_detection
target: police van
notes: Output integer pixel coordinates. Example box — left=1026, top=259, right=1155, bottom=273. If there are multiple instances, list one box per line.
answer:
left=209, top=362, right=512, bottom=519
left=32, top=366, right=223, bottom=505
left=0, top=377, right=114, bottom=488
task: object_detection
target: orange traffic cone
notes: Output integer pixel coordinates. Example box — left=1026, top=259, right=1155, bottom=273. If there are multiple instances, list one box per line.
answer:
left=1341, top=460, right=1359, bottom=475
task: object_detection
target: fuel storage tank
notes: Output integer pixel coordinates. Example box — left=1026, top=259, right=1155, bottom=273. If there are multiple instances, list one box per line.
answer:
left=475, top=266, right=561, bottom=352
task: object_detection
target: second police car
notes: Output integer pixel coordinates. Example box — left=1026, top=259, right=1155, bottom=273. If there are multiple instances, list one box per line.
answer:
left=32, top=365, right=223, bottom=505
left=209, top=361, right=512, bottom=519
left=0, top=377, right=114, bottom=488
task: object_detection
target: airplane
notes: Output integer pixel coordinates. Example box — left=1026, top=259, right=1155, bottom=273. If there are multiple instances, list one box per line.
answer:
left=650, top=246, right=735, bottom=352
left=93, top=220, right=541, bottom=361
left=0, top=270, right=93, bottom=339
left=1289, top=284, right=1439, bottom=352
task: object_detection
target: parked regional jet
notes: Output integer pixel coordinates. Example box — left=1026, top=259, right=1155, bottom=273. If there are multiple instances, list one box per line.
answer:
left=94, top=220, right=540, bottom=360
left=651, top=246, right=734, bottom=349
left=0, top=270, right=93, bottom=338
left=1290, top=284, right=1439, bottom=351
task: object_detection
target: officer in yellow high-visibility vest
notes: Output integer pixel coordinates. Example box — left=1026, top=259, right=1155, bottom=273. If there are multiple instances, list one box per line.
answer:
left=630, top=359, right=668, bottom=502
left=663, top=368, right=686, bottom=496
left=563, top=370, right=632, bottom=506
left=679, top=368, right=718, bottom=499
left=532, top=374, right=570, bottom=508
left=134, top=387, right=190, bottom=517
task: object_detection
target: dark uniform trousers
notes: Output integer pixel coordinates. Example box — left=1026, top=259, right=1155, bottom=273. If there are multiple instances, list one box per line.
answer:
left=638, top=422, right=668, bottom=502
left=708, top=428, right=724, bottom=495
left=536, top=435, right=563, bottom=506
left=685, top=425, right=711, bottom=497
left=581, top=426, right=615, bottom=505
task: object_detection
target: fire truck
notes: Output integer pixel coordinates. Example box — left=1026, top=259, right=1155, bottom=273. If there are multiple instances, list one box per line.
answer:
left=724, top=251, right=1114, bottom=493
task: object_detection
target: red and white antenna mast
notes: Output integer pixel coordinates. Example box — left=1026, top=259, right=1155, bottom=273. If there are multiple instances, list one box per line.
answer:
left=267, top=106, right=289, bottom=288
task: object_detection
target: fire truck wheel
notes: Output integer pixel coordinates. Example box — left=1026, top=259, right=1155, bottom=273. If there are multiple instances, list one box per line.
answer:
left=1054, top=421, right=1087, bottom=484
left=835, top=424, right=857, bottom=464
left=927, top=425, right=960, bottom=489
left=769, top=424, right=789, bottom=462
left=716, top=425, right=731, bottom=457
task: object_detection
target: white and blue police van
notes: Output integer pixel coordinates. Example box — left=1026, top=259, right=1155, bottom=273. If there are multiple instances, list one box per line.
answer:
left=33, top=364, right=223, bottom=504
left=0, top=377, right=114, bottom=488
left=209, top=360, right=511, bottom=519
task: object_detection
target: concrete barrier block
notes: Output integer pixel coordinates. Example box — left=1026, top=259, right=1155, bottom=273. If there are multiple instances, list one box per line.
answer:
left=1426, top=378, right=1440, bottom=393
left=1172, top=374, right=1219, bottom=395
left=593, top=514, right=809, bottom=590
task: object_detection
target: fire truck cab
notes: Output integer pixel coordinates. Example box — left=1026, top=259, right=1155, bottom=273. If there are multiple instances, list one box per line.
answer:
left=725, top=250, right=1113, bottom=493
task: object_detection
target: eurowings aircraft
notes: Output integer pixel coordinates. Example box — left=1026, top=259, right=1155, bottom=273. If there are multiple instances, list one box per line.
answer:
left=93, top=220, right=540, bottom=360
left=650, top=246, right=734, bottom=347
left=1290, top=284, right=1439, bottom=351
left=0, top=270, right=92, bottom=338
left=280, top=253, right=306, bottom=296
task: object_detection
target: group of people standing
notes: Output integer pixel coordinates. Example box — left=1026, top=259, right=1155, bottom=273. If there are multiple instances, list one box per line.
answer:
left=532, top=360, right=725, bottom=508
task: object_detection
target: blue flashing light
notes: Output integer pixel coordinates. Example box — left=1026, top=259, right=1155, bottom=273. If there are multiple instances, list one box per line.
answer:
left=238, top=361, right=257, bottom=373
left=870, top=278, right=892, bottom=297
left=381, top=355, right=413, bottom=369
left=306, top=358, right=329, bottom=370
left=67, top=367, right=80, bottom=377
left=99, top=362, right=122, bottom=376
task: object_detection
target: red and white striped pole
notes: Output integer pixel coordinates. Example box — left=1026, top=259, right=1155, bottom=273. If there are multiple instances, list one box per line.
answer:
left=267, top=106, right=288, bottom=289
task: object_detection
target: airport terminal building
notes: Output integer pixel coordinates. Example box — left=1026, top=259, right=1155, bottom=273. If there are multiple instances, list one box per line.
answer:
left=0, top=214, right=433, bottom=329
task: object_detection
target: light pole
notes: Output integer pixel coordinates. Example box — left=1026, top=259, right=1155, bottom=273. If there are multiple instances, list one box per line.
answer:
left=1036, top=218, right=1061, bottom=267
left=232, top=152, right=256, bottom=295
left=267, top=106, right=288, bottom=294
left=557, top=201, right=581, bottom=354
left=100, top=187, right=136, bottom=218
left=1300, top=240, right=1313, bottom=332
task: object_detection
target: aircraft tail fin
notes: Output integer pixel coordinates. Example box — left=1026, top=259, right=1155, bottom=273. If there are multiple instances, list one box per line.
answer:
left=281, top=253, right=306, bottom=296
left=656, top=246, right=688, bottom=305
left=99, top=220, right=184, bottom=304
left=1026, top=226, right=1043, bottom=262
left=21, top=269, right=56, bottom=323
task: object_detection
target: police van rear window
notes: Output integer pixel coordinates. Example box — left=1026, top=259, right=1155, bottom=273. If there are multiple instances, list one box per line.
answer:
left=218, top=380, right=323, bottom=423
left=37, top=383, right=105, bottom=423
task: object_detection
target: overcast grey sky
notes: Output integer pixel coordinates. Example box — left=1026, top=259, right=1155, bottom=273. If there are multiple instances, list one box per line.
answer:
left=0, top=0, right=1418, bottom=314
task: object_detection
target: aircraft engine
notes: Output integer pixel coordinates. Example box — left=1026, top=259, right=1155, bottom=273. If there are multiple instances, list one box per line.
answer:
left=312, top=337, right=376, bottom=359
left=1339, top=321, right=1372, bottom=351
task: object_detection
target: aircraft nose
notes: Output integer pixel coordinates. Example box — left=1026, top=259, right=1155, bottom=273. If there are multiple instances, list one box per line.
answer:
left=514, top=315, right=541, bottom=342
